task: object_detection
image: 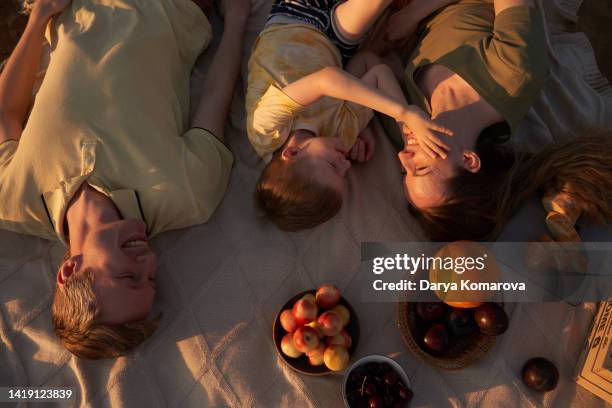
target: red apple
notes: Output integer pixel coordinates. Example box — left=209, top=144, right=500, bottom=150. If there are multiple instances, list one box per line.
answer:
left=323, top=345, right=349, bottom=371
left=292, top=296, right=318, bottom=325
left=316, top=284, right=340, bottom=309
left=293, top=326, right=320, bottom=353
left=306, top=343, right=326, bottom=366
left=280, top=333, right=302, bottom=358
left=280, top=309, right=299, bottom=333
left=326, top=330, right=352, bottom=349
left=330, top=305, right=350, bottom=327
left=317, top=310, right=343, bottom=337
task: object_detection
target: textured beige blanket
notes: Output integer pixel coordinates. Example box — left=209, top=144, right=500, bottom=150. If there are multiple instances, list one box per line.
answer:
left=1, top=0, right=610, bottom=407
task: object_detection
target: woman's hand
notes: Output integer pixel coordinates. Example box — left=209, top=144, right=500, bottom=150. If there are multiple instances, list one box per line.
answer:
left=348, top=126, right=376, bottom=163
left=397, top=106, right=453, bottom=158
left=31, top=0, right=72, bottom=22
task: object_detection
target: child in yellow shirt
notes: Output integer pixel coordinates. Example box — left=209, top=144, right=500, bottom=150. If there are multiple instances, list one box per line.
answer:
left=246, top=0, right=451, bottom=231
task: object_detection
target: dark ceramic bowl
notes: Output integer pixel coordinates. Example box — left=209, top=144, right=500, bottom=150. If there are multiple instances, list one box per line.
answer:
left=273, top=290, right=360, bottom=376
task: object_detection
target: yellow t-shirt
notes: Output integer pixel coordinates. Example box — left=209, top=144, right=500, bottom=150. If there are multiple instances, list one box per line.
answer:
left=0, top=0, right=233, bottom=245
left=246, top=24, right=373, bottom=161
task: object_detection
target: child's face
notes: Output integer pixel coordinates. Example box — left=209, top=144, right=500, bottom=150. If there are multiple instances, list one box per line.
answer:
left=283, top=137, right=351, bottom=192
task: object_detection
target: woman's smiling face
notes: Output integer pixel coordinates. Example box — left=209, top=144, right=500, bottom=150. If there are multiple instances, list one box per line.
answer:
left=398, top=138, right=460, bottom=209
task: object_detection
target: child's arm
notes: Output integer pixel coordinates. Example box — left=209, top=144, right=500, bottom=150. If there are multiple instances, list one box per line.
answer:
left=0, top=0, right=70, bottom=144
left=386, top=0, right=458, bottom=42
left=282, top=65, right=452, bottom=158
left=191, top=1, right=250, bottom=142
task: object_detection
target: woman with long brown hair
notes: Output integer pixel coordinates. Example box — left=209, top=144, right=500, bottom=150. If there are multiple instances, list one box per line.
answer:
left=412, top=134, right=612, bottom=241
left=378, top=0, right=611, bottom=241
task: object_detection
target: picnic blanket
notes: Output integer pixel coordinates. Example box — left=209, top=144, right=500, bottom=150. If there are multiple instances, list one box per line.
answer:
left=1, top=0, right=611, bottom=407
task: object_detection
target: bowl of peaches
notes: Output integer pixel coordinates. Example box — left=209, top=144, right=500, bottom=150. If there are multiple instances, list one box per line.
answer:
left=273, top=284, right=360, bottom=375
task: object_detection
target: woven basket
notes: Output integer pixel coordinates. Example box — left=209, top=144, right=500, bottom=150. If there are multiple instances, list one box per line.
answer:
left=396, top=302, right=497, bottom=370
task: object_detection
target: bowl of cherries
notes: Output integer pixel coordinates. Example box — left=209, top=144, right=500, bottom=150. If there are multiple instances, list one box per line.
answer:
left=343, top=355, right=413, bottom=408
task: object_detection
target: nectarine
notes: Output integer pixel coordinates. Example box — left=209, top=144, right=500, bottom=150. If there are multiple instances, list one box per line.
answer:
left=293, top=326, right=320, bottom=353
left=323, top=345, right=349, bottom=371
left=316, top=284, right=340, bottom=309
left=280, top=333, right=302, bottom=358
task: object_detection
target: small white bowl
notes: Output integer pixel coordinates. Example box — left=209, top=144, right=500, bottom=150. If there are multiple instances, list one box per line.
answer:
left=342, top=355, right=411, bottom=407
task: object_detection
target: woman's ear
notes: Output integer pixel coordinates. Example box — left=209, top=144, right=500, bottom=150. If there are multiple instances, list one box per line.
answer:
left=462, top=150, right=482, bottom=173
left=281, top=146, right=300, bottom=161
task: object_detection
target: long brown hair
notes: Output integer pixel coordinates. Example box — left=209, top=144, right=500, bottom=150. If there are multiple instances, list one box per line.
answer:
left=414, top=132, right=612, bottom=241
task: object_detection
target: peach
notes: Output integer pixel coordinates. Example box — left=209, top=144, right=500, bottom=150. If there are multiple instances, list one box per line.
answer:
left=306, top=343, right=326, bottom=366
left=280, top=333, right=302, bottom=358
left=316, top=284, right=340, bottom=309
left=293, top=326, right=320, bottom=353
left=317, top=310, right=343, bottom=337
left=323, top=345, right=350, bottom=371
left=306, top=321, right=325, bottom=339
left=280, top=309, right=299, bottom=333
left=330, top=305, right=350, bottom=327
left=326, top=330, right=352, bottom=349
left=302, top=293, right=316, bottom=304
left=292, top=296, right=318, bottom=325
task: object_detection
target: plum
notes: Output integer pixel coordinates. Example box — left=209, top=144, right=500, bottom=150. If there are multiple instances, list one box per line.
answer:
left=447, top=308, right=477, bottom=336
left=416, top=302, right=446, bottom=321
left=474, top=303, right=509, bottom=336
left=423, top=323, right=449, bottom=353
left=522, top=357, right=559, bottom=392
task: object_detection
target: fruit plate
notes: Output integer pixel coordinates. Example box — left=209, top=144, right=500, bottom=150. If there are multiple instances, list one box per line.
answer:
left=273, top=290, right=360, bottom=376
left=396, top=302, right=497, bottom=370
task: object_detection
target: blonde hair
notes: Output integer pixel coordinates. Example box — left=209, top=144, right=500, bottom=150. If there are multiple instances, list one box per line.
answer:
left=51, top=251, right=159, bottom=359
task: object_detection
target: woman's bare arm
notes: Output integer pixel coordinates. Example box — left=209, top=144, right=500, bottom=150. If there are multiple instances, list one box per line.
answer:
left=0, top=0, right=71, bottom=144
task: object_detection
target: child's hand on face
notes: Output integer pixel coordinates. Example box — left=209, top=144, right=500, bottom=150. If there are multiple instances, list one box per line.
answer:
left=397, top=106, right=453, bottom=159
left=348, top=126, right=376, bottom=163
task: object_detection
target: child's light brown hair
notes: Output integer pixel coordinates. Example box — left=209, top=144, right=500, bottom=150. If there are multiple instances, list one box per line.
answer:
left=51, top=251, right=159, bottom=359
left=254, top=152, right=343, bottom=231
